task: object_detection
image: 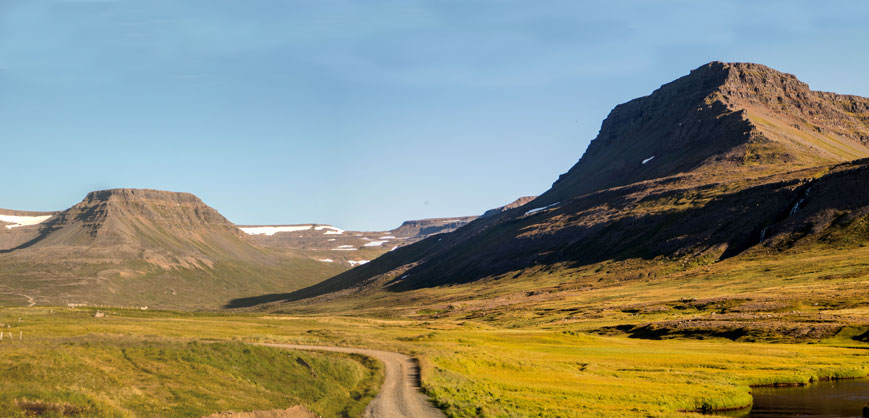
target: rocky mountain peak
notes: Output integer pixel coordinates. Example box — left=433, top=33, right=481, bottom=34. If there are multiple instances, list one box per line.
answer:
left=541, top=61, right=869, bottom=204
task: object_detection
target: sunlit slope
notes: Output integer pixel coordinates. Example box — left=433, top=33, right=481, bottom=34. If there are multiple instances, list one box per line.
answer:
left=0, top=189, right=344, bottom=309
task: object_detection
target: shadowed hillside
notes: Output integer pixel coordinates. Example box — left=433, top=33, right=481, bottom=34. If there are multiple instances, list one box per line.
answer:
left=230, top=62, right=869, bottom=310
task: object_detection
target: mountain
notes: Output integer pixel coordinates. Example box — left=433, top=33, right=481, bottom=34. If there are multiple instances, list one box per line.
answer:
left=238, top=216, right=476, bottom=268
left=233, top=62, right=869, bottom=312
left=0, top=189, right=344, bottom=309
left=0, top=209, right=58, bottom=251
left=540, top=61, right=869, bottom=204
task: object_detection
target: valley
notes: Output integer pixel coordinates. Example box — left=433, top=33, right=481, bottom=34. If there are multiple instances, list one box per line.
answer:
left=2, top=61, right=869, bottom=417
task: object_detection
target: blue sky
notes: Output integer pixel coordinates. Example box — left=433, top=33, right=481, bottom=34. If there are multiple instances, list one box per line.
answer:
left=1, top=0, right=868, bottom=230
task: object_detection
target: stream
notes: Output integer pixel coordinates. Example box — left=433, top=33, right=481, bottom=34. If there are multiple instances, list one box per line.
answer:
left=716, top=378, right=869, bottom=417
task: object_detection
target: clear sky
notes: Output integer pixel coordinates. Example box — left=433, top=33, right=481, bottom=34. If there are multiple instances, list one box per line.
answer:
left=1, top=1, right=868, bottom=230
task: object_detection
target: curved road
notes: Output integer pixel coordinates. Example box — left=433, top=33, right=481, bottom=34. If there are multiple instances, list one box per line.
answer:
left=262, top=344, right=445, bottom=418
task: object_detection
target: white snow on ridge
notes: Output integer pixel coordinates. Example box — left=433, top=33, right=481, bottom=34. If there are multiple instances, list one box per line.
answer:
left=317, top=258, right=334, bottom=263
left=524, top=202, right=560, bottom=216
left=378, top=236, right=396, bottom=240
left=348, top=260, right=369, bottom=266
left=240, top=225, right=312, bottom=236
left=333, top=245, right=357, bottom=251
left=642, top=156, right=655, bottom=164
left=363, top=241, right=387, bottom=247
left=0, top=214, right=52, bottom=229
left=315, top=225, right=345, bottom=235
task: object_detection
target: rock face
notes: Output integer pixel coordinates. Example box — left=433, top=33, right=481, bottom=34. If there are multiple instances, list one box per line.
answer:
left=255, top=62, right=869, bottom=307
left=541, top=61, right=869, bottom=204
left=481, top=196, right=537, bottom=218
left=389, top=217, right=478, bottom=238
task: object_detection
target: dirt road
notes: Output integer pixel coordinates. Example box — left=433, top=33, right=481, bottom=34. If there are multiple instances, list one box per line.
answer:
left=262, top=344, right=445, bottom=418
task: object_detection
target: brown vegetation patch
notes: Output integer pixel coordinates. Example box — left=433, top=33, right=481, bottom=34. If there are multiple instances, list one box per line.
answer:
left=15, top=399, right=83, bottom=416
left=203, top=405, right=317, bottom=418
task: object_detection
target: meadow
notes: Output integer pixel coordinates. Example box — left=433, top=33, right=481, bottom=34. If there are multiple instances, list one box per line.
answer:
left=1, top=304, right=866, bottom=417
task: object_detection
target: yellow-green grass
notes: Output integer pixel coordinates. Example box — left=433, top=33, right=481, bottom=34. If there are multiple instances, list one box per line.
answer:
left=0, top=323, right=381, bottom=417
left=1, top=307, right=866, bottom=417
left=2, top=245, right=868, bottom=417
left=414, top=331, right=868, bottom=417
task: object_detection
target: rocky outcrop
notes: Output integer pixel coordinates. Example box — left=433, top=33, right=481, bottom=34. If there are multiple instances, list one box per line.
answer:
left=481, top=196, right=537, bottom=218
left=389, top=217, right=477, bottom=238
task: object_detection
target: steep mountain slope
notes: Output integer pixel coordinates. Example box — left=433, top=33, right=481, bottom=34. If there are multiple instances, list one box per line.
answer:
left=233, top=62, right=869, bottom=310
left=540, top=61, right=869, bottom=204
left=0, top=189, right=344, bottom=308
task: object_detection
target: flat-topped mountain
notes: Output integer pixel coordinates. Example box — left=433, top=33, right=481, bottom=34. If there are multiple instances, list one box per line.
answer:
left=237, top=62, right=869, bottom=312
left=0, top=189, right=345, bottom=309
left=17, top=189, right=242, bottom=256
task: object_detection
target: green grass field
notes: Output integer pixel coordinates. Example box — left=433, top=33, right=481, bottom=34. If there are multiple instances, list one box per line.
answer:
left=0, top=310, right=382, bottom=417
left=1, top=305, right=866, bottom=417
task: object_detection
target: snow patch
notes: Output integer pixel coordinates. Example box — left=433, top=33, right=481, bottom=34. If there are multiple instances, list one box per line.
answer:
left=363, top=241, right=387, bottom=247
left=317, top=258, right=334, bottom=263
left=0, top=214, right=52, bottom=229
left=315, top=225, right=345, bottom=235
left=524, top=202, right=560, bottom=216
left=348, top=260, right=369, bottom=266
left=332, top=245, right=357, bottom=251
left=390, top=246, right=399, bottom=251
left=240, top=225, right=311, bottom=236
left=378, top=236, right=396, bottom=240
left=642, top=156, right=655, bottom=165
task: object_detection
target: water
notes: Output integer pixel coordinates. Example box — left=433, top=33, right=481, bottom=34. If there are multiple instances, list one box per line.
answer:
left=716, top=379, right=869, bottom=417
